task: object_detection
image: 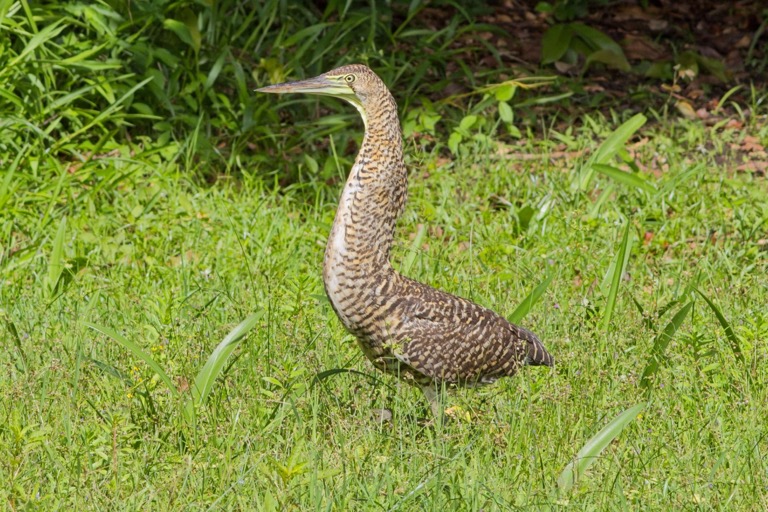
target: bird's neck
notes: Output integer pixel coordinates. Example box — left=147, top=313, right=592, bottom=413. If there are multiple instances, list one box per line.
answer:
left=323, top=100, right=406, bottom=277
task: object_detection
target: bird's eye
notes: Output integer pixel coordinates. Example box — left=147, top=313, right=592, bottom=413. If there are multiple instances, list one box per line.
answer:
left=344, top=74, right=356, bottom=83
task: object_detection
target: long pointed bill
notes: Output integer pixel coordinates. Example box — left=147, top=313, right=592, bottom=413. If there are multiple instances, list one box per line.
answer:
left=255, top=75, right=350, bottom=96
left=256, top=72, right=366, bottom=127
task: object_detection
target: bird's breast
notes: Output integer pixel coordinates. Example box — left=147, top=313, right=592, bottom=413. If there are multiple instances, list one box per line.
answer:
left=321, top=157, right=403, bottom=347
left=323, top=164, right=374, bottom=330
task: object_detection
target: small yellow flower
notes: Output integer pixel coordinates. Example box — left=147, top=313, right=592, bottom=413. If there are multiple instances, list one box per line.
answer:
left=445, top=406, right=471, bottom=422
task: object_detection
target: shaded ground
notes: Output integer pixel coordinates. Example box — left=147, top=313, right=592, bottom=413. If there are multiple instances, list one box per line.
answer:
left=491, top=0, right=763, bottom=80
left=387, top=0, right=767, bottom=177
left=412, top=0, right=766, bottom=100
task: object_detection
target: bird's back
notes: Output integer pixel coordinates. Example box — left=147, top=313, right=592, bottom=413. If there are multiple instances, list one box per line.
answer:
left=341, top=272, right=553, bottom=387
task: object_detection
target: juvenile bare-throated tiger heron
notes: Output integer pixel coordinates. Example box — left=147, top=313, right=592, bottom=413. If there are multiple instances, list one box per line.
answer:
left=257, top=64, right=553, bottom=417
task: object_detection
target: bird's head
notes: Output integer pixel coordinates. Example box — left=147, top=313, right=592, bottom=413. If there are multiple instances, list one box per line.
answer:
left=256, top=64, right=387, bottom=128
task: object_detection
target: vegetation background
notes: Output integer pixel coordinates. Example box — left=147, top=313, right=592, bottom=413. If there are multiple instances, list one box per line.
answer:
left=1, top=0, right=766, bottom=509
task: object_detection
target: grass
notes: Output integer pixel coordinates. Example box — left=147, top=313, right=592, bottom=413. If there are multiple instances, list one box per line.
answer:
left=2, top=105, right=768, bottom=509
left=2, top=1, right=768, bottom=509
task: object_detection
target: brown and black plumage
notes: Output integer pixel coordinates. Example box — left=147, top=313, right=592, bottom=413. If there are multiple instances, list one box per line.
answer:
left=258, top=64, right=553, bottom=416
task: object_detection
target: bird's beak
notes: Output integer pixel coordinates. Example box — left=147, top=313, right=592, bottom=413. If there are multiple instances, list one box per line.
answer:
left=255, top=74, right=350, bottom=96
left=256, top=72, right=365, bottom=126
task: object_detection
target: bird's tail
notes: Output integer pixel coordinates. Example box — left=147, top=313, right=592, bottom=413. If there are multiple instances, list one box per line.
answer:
left=518, top=326, right=554, bottom=367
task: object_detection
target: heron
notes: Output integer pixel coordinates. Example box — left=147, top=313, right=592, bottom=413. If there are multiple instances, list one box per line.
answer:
left=257, top=64, right=553, bottom=418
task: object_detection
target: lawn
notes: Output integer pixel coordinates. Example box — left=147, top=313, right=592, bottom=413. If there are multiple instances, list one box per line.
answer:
left=2, top=1, right=768, bottom=510
left=3, top=105, right=767, bottom=509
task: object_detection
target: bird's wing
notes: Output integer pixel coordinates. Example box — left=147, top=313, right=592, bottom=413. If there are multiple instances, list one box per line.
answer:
left=389, top=281, right=532, bottom=384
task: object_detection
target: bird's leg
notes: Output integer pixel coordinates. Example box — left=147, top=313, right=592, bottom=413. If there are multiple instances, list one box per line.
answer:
left=420, top=384, right=442, bottom=419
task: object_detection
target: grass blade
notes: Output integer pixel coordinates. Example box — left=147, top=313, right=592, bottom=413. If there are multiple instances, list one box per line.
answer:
left=83, top=321, right=180, bottom=400
left=600, top=220, right=632, bottom=332
left=47, top=216, right=67, bottom=297
left=557, top=403, right=646, bottom=492
left=3, top=20, right=66, bottom=74
left=312, top=368, right=396, bottom=392
left=51, top=77, right=154, bottom=151
left=593, top=114, right=647, bottom=164
left=713, top=85, right=743, bottom=115
left=0, top=146, right=24, bottom=210
left=694, top=288, right=745, bottom=363
left=592, top=164, right=657, bottom=194
left=577, top=113, right=647, bottom=190
left=639, top=301, right=693, bottom=388
left=402, top=224, right=426, bottom=274
left=187, top=312, right=262, bottom=412
left=508, top=271, right=555, bottom=324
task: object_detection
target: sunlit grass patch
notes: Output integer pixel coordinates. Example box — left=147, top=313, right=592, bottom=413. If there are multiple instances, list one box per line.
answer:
left=2, top=109, right=766, bottom=508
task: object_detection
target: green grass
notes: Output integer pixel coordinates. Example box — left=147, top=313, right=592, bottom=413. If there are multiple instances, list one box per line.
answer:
left=2, top=107, right=767, bottom=509
left=2, top=1, right=768, bottom=509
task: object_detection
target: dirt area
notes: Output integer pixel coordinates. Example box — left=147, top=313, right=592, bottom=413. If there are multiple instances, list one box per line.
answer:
left=396, top=0, right=764, bottom=114
left=397, top=0, right=766, bottom=175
